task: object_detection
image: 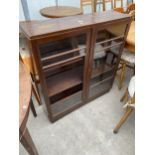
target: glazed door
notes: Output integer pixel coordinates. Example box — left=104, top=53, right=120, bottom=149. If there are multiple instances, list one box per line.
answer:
left=37, top=30, right=91, bottom=120
left=88, top=21, right=128, bottom=99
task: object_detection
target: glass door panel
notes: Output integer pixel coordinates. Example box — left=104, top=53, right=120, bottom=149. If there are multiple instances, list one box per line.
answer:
left=38, top=33, right=87, bottom=117
left=88, top=22, right=127, bottom=98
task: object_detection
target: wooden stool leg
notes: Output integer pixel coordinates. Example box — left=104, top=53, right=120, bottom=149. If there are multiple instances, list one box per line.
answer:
left=113, top=108, right=133, bottom=133
left=120, top=88, right=128, bottom=102
left=111, top=0, right=113, bottom=9
left=92, top=1, right=95, bottom=12
left=32, top=83, right=41, bottom=105
left=119, top=62, right=126, bottom=89
left=30, top=98, right=37, bottom=117
left=20, top=128, right=39, bottom=155
left=121, top=0, right=123, bottom=7
left=103, top=1, right=106, bottom=11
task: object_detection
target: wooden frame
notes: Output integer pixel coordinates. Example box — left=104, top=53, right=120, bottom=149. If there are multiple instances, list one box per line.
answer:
left=114, top=0, right=123, bottom=8
left=20, top=11, right=131, bottom=122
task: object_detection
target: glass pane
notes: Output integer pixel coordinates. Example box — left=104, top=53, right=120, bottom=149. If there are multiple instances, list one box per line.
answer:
left=45, top=61, right=84, bottom=97
left=51, top=90, right=82, bottom=116
left=88, top=23, right=126, bottom=98
left=39, top=34, right=86, bottom=68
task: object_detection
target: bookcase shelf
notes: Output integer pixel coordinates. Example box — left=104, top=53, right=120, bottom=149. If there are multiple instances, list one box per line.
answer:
left=46, top=66, right=83, bottom=97
left=51, top=90, right=82, bottom=117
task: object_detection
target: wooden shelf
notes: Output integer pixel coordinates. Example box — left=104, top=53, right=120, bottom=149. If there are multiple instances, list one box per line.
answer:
left=43, top=56, right=84, bottom=71
left=92, top=64, right=114, bottom=79
left=46, top=67, right=83, bottom=97
left=41, top=46, right=86, bottom=62
left=96, top=35, right=124, bottom=46
left=51, top=91, right=82, bottom=117
left=89, top=76, right=113, bottom=98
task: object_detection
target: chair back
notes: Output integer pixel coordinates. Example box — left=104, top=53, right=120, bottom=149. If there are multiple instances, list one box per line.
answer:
left=113, top=7, right=124, bottom=13
left=114, top=0, right=123, bottom=8
left=103, top=0, right=113, bottom=10
left=126, top=3, right=135, bottom=14
left=80, top=0, right=94, bottom=12
left=126, top=3, right=135, bottom=20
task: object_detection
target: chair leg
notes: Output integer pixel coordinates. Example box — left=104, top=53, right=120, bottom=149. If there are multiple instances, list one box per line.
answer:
left=32, top=83, right=41, bottom=105
left=120, top=88, right=128, bottom=102
left=30, top=98, right=37, bottom=117
left=113, top=108, right=133, bottom=133
left=30, top=73, right=41, bottom=100
left=34, top=79, right=40, bottom=98
left=92, top=1, right=95, bottom=12
left=119, top=62, right=126, bottom=89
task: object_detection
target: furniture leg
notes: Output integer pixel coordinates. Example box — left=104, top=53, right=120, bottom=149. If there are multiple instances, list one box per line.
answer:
left=20, top=128, right=39, bottom=155
left=113, top=108, right=133, bottom=133
left=30, top=72, right=41, bottom=101
left=120, top=88, right=128, bottom=102
left=103, top=1, right=105, bottom=11
left=32, top=83, right=41, bottom=105
left=119, top=62, right=126, bottom=89
left=33, top=78, right=40, bottom=98
left=30, top=98, right=37, bottom=117
left=92, top=0, right=95, bottom=12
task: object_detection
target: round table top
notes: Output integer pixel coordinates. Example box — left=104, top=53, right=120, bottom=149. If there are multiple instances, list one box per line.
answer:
left=40, top=6, right=83, bottom=18
left=19, top=61, right=32, bottom=127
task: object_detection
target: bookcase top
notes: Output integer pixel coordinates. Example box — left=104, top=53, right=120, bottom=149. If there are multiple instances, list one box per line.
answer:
left=20, top=10, right=130, bottom=40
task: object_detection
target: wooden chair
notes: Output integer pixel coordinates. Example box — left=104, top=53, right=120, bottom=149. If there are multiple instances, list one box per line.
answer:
left=114, top=0, right=123, bottom=8
left=80, top=0, right=94, bottom=13
left=103, top=0, right=113, bottom=11
left=118, top=49, right=135, bottom=89
left=113, top=3, right=135, bottom=89
left=126, top=3, right=135, bottom=13
left=80, top=0, right=113, bottom=12
left=127, top=0, right=134, bottom=6
left=125, top=3, right=135, bottom=20
left=19, top=33, right=41, bottom=105
left=113, top=7, right=124, bottom=13
left=113, top=76, right=135, bottom=133
left=95, top=0, right=114, bottom=12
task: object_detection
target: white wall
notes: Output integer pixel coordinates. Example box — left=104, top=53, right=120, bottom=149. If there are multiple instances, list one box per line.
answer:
left=19, top=0, right=25, bottom=21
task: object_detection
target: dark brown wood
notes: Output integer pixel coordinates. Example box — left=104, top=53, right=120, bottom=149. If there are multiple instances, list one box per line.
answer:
left=46, top=67, right=82, bottom=97
left=43, top=55, right=84, bottom=70
left=19, top=61, right=32, bottom=127
left=20, top=11, right=131, bottom=122
left=30, top=98, right=37, bottom=117
left=19, top=61, right=39, bottom=155
left=32, top=82, right=41, bottom=105
left=41, top=46, right=86, bottom=62
left=20, top=11, right=130, bottom=40
left=20, top=128, right=39, bottom=155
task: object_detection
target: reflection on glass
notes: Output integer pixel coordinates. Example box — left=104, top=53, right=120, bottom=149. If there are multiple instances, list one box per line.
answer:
left=89, top=23, right=126, bottom=98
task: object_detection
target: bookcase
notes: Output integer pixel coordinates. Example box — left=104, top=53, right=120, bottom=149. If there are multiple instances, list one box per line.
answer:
left=20, top=11, right=131, bottom=122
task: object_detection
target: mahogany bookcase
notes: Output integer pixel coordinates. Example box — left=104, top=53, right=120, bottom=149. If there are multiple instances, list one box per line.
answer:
left=20, top=11, right=131, bottom=122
